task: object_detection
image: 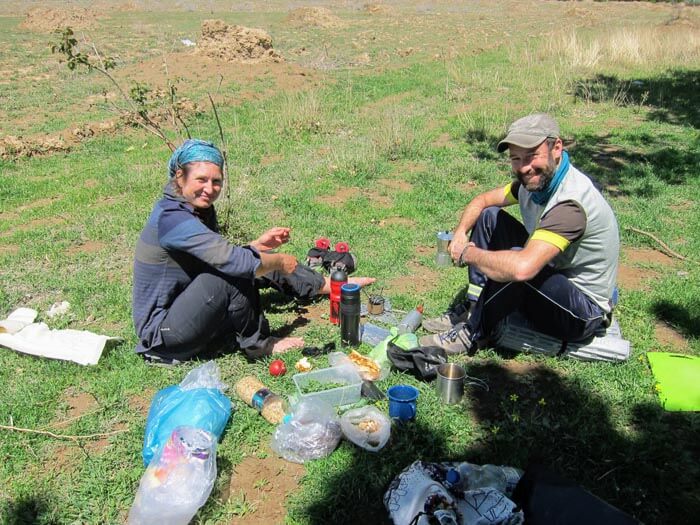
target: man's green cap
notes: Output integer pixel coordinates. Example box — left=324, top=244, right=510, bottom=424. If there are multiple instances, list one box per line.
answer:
left=497, top=113, right=560, bottom=153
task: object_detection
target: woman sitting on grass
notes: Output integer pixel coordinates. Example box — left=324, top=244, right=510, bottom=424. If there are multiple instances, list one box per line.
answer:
left=132, top=139, right=374, bottom=365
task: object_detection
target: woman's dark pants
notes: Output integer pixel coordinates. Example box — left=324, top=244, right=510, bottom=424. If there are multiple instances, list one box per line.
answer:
left=149, top=265, right=324, bottom=361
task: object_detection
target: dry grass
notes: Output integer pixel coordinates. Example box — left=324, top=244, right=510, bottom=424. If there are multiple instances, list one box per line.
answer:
left=545, top=25, right=700, bottom=70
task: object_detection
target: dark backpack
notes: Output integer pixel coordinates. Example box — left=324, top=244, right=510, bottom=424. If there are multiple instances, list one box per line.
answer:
left=387, top=342, right=448, bottom=381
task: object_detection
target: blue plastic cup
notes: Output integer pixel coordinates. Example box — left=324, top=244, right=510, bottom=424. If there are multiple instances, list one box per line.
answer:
left=387, top=385, right=419, bottom=422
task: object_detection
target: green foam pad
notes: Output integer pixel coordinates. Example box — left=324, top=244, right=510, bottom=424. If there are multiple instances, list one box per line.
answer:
left=646, top=352, right=700, bottom=412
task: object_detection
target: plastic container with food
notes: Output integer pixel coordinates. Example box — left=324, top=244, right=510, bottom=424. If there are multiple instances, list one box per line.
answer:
left=292, top=365, right=362, bottom=408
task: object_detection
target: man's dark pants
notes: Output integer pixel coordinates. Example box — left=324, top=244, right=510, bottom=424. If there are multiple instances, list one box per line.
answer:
left=467, top=207, right=606, bottom=344
left=150, top=265, right=324, bottom=361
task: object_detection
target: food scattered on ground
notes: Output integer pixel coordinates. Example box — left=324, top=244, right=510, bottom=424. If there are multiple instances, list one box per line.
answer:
left=295, top=357, right=313, bottom=372
left=269, top=359, right=287, bottom=376
left=196, top=19, right=283, bottom=63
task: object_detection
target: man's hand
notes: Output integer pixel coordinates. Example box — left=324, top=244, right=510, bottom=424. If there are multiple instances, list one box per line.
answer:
left=450, top=230, right=469, bottom=262
left=251, top=227, right=291, bottom=252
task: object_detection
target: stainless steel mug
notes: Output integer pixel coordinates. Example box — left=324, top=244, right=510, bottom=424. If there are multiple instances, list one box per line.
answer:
left=436, top=363, right=465, bottom=404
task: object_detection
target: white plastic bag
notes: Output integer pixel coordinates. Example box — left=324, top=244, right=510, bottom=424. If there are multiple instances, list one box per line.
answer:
left=270, top=399, right=341, bottom=463
left=340, top=406, right=391, bottom=452
left=128, top=426, right=217, bottom=525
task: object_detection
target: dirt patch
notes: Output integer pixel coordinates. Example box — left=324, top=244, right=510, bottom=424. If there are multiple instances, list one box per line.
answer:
left=66, top=240, right=107, bottom=256
left=364, top=3, right=393, bottom=15
left=295, top=300, right=328, bottom=324
left=432, top=132, right=454, bottom=148
left=0, top=244, right=19, bottom=256
left=197, top=20, right=283, bottom=63
left=457, top=180, right=479, bottom=192
left=128, top=390, right=155, bottom=418
left=226, top=454, right=305, bottom=525
left=617, top=247, right=675, bottom=291
left=365, top=189, right=393, bottom=208
left=261, top=153, right=284, bottom=167
left=376, top=177, right=412, bottom=192
left=385, top=261, right=438, bottom=295
left=56, top=389, right=99, bottom=424
left=390, top=160, right=427, bottom=176
left=0, top=216, right=66, bottom=238
left=617, top=264, right=652, bottom=291
left=316, top=187, right=361, bottom=206
left=654, top=321, right=689, bottom=351
left=19, top=7, right=99, bottom=32
left=414, top=245, right=433, bottom=256
left=377, top=216, right=415, bottom=228
left=286, top=7, right=344, bottom=28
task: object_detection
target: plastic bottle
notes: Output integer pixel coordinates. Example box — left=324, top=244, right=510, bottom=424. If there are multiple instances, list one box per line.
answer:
left=340, top=283, right=361, bottom=346
left=397, top=305, right=424, bottom=334
left=234, top=376, right=288, bottom=425
left=329, top=268, right=348, bottom=325
left=443, top=463, right=523, bottom=496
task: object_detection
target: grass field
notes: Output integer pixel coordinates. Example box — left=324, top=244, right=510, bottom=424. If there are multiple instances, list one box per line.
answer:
left=1, top=1, right=699, bottom=524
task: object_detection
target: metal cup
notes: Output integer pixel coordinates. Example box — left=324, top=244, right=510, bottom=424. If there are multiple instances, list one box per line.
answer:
left=436, top=363, right=465, bottom=404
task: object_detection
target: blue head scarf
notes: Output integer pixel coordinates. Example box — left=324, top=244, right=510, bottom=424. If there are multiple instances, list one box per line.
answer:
left=168, top=139, right=224, bottom=179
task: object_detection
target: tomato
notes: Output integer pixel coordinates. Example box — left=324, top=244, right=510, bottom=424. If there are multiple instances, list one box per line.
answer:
left=269, top=359, right=287, bottom=377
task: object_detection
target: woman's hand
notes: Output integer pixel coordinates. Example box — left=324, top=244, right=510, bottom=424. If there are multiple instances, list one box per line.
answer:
left=256, top=252, right=298, bottom=277
left=251, top=227, right=291, bottom=252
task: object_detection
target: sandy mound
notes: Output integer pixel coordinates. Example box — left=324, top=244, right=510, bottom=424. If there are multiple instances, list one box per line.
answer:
left=196, top=19, right=283, bottom=63
left=286, top=7, right=343, bottom=28
left=19, top=7, right=98, bottom=32
left=364, top=3, right=393, bottom=15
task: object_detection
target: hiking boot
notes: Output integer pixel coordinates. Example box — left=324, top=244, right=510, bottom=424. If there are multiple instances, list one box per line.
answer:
left=421, top=302, right=472, bottom=333
left=419, top=322, right=473, bottom=355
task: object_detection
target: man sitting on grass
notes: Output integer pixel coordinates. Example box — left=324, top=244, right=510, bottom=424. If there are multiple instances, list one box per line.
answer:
left=132, top=139, right=374, bottom=365
left=420, top=113, right=619, bottom=354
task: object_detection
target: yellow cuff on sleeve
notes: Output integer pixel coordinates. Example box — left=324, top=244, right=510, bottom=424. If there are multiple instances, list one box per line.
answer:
left=531, top=229, right=570, bottom=251
left=503, top=183, right=518, bottom=205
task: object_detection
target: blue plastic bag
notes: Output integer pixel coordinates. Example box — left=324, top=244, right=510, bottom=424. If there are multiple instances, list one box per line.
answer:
left=142, top=362, right=232, bottom=466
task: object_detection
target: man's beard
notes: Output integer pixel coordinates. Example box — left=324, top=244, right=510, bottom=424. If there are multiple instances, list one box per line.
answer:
left=516, top=153, right=557, bottom=192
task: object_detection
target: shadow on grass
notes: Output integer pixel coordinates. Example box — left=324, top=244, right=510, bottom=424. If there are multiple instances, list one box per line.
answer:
left=1, top=494, right=59, bottom=525
left=573, top=70, right=700, bottom=129
left=651, top=298, right=700, bottom=339
left=298, top=360, right=699, bottom=525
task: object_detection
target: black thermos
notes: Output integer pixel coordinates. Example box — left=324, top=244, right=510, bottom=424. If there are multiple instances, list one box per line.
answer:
left=340, top=283, right=361, bottom=346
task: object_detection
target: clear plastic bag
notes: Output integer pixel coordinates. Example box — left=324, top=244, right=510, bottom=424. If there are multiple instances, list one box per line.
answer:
left=128, top=426, right=217, bottom=525
left=328, top=350, right=390, bottom=381
left=142, top=361, right=232, bottom=465
left=340, top=406, right=391, bottom=452
left=270, top=399, right=341, bottom=463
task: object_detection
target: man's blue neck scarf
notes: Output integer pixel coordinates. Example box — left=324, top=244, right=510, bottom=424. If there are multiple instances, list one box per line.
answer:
left=531, top=150, right=569, bottom=205
left=167, top=139, right=224, bottom=179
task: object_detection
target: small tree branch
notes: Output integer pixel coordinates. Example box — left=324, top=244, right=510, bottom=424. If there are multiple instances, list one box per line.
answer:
left=625, top=226, right=688, bottom=261
left=0, top=423, right=129, bottom=442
